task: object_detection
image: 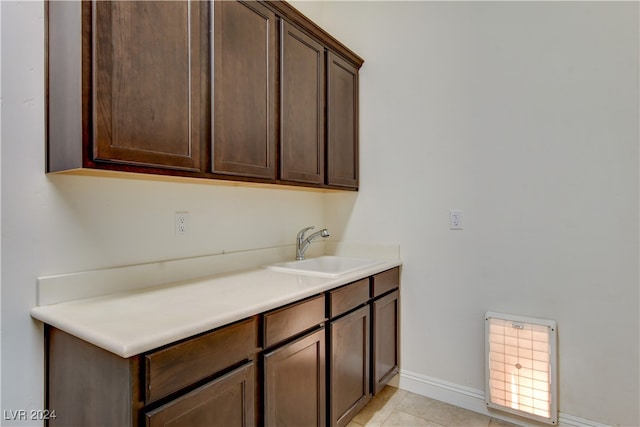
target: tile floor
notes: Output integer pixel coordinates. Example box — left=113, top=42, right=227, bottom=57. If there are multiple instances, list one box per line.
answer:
left=348, top=386, right=520, bottom=427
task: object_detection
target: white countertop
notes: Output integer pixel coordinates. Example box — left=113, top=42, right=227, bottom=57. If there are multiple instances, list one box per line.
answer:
left=31, top=260, right=401, bottom=358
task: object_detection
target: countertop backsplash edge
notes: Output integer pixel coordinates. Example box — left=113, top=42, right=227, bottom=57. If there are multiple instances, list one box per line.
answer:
left=36, top=241, right=400, bottom=306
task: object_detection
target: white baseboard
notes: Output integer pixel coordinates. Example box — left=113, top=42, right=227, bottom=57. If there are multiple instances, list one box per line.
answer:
left=397, top=369, right=611, bottom=427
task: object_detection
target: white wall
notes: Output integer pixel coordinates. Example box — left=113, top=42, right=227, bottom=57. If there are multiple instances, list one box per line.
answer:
left=315, top=1, right=639, bottom=426
left=2, top=1, right=639, bottom=426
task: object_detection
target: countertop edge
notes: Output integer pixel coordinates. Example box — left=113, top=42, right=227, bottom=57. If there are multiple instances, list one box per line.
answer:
left=31, top=260, right=402, bottom=358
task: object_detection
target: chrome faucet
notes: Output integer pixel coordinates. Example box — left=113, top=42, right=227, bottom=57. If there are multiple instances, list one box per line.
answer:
left=296, top=226, right=330, bottom=260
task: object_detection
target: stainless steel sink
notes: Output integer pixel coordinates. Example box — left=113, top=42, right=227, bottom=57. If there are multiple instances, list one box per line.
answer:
left=266, top=256, right=383, bottom=278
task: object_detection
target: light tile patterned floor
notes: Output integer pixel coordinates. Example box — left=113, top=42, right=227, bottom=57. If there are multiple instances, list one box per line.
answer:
left=348, top=386, right=520, bottom=427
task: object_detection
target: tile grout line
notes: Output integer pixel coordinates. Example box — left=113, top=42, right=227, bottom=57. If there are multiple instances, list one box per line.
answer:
left=351, top=386, right=522, bottom=427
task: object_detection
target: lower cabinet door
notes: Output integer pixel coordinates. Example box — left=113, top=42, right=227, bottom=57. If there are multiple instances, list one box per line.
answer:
left=145, top=361, right=255, bottom=427
left=264, top=327, right=326, bottom=427
left=330, top=305, right=370, bottom=427
left=372, top=290, right=400, bottom=395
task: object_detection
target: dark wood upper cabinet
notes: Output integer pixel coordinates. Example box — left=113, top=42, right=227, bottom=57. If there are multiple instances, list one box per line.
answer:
left=212, top=0, right=277, bottom=180
left=47, top=0, right=363, bottom=189
left=47, top=1, right=207, bottom=173
left=280, top=20, right=325, bottom=185
left=327, top=52, right=359, bottom=188
left=92, top=1, right=205, bottom=171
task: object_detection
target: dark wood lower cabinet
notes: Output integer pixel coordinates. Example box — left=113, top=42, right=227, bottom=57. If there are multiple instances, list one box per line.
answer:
left=44, top=268, right=400, bottom=427
left=47, top=327, right=142, bottom=427
left=264, top=328, right=326, bottom=427
left=329, top=305, right=370, bottom=427
left=46, top=318, right=258, bottom=427
left=145, top=317, right=258, bottom=404
left=145, top=362, right=255, bottom=427
left=371, top=289, right=400, bottom=396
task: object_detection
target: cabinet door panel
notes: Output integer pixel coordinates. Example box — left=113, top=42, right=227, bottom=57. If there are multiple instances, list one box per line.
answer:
left=330, top=305, right=370, bottom=427
left=146, top=362, right=255, bottom=427
left=327, top=52, right=359, bottom=188
left=280, top=21, right=325, bottom=184
left=264, top=328, right=326, bottom=427
left=213, top=0, right=276, bottom=179
left=372, top=290, right=400, bottom=395
left=93, top=1, right=203, bottom=171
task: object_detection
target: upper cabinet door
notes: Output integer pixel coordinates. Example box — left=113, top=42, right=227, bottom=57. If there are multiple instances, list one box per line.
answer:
left=92, top=1, right=204, bottom=171
left=280, top=21, right=325, bottom=185
left=213, top=0, right=277, bottom=180
left=327, top=52, right=359, bottom=189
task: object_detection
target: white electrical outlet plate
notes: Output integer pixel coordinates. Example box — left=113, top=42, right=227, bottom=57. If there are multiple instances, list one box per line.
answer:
left=450, top=209, right=463, bottom=230
left=175, top=212, right=189, bottom=235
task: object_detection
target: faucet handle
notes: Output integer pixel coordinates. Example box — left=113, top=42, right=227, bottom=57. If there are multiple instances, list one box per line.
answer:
left=297, top=226, right=315, bottom=240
